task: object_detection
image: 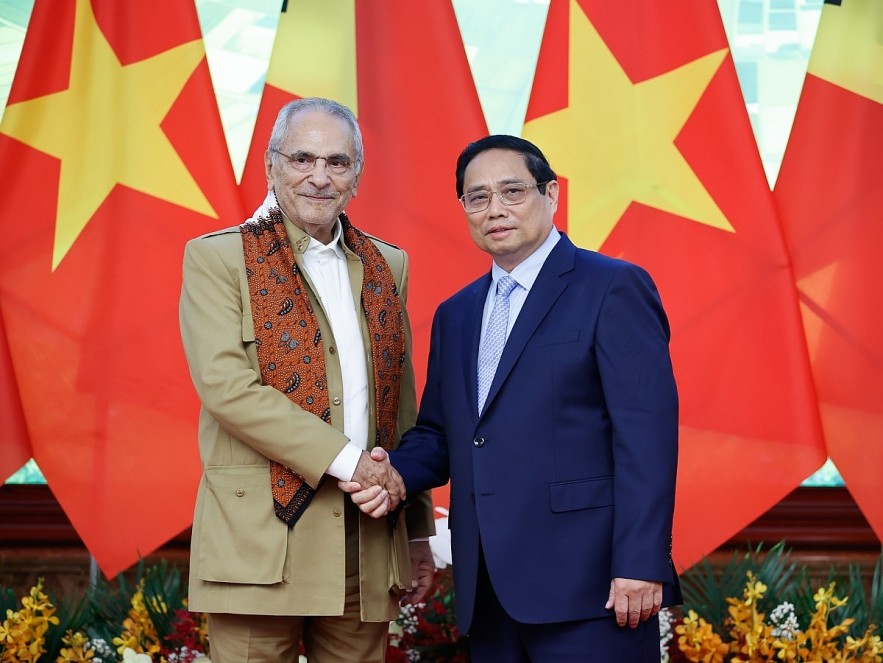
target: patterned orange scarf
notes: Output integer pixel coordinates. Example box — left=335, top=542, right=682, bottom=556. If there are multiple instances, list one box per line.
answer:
left=241, top=207, right=405, bottom=526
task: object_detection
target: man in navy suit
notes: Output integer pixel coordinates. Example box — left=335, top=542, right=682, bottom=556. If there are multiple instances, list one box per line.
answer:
left=342, top=135, right=680, bottom=661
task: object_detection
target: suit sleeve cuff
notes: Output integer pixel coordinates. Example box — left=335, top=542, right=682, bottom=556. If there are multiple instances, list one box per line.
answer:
left=325, top=442, right=363, bottom=481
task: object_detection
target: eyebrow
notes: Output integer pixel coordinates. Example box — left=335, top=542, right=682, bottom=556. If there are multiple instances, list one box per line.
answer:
left=465, top=177, right=525, bottom=193
left=288, top=150, right=351, bottom=160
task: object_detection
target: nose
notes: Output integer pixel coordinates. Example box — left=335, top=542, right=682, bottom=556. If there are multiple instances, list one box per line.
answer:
left=487, top=190, right=508, bottom=217
left=308, top=159, right=331, bottom=186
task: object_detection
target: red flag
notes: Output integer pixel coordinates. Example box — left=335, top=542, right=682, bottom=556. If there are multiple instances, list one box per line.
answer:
left=0, top=0, right=244, bottom=576
left=0, top=308, right=31, bottom=482
left=238, top=2, right=488, bottom=513
left=774, top=0, right=883, bottom=541
left=523, top=0, right=826, bottom=569
left=352, top=3, right=489, bottom=390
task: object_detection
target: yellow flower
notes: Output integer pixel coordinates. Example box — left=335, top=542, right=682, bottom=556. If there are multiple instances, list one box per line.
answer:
left=0, top=579, right=59, bottom=663
left=57, top=630, right=95, bottom=662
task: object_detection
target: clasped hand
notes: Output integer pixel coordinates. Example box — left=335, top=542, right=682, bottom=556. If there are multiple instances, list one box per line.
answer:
left=339, top=447, right=404, bottom=518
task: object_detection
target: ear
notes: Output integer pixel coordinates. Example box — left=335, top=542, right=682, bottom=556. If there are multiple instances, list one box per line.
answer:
left=264, top=150, right=274, bottom=190
left=546, top=180, right=560, bottom=211
left=351, top=165, right=362, bottom=197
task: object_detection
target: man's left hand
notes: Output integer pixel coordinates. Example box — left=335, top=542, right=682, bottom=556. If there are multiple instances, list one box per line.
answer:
left=401, top=540, right=435, bottom=606
left=604, top=577, right=663, bottom=628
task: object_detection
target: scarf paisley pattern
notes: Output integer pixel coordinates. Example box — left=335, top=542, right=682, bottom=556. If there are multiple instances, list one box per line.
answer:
left=241, top=206, right=405, bottom=526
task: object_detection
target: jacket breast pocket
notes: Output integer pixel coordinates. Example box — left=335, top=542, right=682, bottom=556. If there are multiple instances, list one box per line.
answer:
left=196, top=465, right=286, bottom=584
left=533, top=329, right=580, bottom=347
left=549, top=476, right=613, bottom=513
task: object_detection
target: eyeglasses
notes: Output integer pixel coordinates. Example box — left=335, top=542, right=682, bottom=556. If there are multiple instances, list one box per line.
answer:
left=270, top=149, right=353, bottom=175
left=459, top=181, right=550, bottom=213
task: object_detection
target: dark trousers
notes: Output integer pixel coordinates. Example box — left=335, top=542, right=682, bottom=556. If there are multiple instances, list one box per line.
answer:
left=469, top=546, right=661, bottom=663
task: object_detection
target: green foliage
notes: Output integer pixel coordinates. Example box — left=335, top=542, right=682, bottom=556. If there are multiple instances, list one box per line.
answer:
left=680, top=541, right=882, bottom=642
left=1, top=558, right=204, bottom=661
left=41, top=588, right=93, bottom=660
left=680, top=541, right=798, bottom=629
left=0, top=585, right=17, bottom=615
left=140, top=559, right=188, bottom=639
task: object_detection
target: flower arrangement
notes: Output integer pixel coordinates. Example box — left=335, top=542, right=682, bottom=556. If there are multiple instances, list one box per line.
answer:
left=3, top=544, right=881, bottom=662
left=670, top=542, right=883, bottom=662
left=0, top=561, right=209, bottom=662
left=386, top=567, right=469, bottom=662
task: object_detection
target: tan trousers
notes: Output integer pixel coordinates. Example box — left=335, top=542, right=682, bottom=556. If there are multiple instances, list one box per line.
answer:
left=207, top=501, right=389, bottom=663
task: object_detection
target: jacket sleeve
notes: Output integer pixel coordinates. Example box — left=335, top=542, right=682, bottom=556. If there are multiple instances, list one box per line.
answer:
left=389, top=247, right=436, bottom=539
left=597, top=262, right=678, bottom=583
left=179, top=235, right=347, bottom=488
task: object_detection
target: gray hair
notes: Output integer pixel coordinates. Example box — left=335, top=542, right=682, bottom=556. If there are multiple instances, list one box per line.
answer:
left=267, top=97, right=364, bottom=175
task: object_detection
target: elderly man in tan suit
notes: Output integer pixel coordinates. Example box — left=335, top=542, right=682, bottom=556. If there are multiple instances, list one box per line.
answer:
left=179, top=97, right=435, bottom=663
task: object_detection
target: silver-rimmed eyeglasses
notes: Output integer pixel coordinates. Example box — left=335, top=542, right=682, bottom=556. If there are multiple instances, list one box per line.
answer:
left=459, top=181, right=551, bottom=213
left=270, top=149, right=353, bottom=175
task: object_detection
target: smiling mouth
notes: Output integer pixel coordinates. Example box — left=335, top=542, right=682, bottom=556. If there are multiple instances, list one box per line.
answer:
left=300, top=192, right=337, bottom=201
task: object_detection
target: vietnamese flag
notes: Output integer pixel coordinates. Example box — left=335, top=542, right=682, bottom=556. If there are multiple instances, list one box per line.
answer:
left=239, top=0, right=489, bottom=394
left=0, top=0, right=244, bottom=576
left=774, top=0, right=883, bottom=542
left=522, top=0, right=827, bottom=569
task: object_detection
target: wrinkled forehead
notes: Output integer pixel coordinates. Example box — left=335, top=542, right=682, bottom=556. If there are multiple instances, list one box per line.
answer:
left=284, top=110, right=356, bottom=155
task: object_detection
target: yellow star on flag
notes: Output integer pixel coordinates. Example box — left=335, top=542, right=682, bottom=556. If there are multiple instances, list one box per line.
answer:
left=0, top=0, right=215, bottom=269
left=523, top=0, right=733, bottom=251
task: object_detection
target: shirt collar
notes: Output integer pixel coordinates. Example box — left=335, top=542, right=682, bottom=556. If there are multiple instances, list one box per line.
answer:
left=282, top=211, right=346, bottom=259
left=305, top=220, right=346, bottom=259
left=490, top=226, right=561, bottom=291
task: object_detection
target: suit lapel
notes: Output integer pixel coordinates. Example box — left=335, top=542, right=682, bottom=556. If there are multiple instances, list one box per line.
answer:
left=480, top=235, right=576, bottom=417
left=464, top=274, right=492, bottom=421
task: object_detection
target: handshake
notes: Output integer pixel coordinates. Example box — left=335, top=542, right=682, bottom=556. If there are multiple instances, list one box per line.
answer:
left=338, top=447, right=404, bottom=518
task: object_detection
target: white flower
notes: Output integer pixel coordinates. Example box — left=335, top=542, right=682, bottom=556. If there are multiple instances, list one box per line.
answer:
left=769, top=601, right=801, bottom=640
left=122, top=648, right=153, bottom=663
left=87, top=637, right=115, bottom=663
left=658, top=607, right=675, bottom=662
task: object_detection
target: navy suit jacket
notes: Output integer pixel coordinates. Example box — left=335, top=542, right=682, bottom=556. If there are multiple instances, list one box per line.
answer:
left=393, top=234, right=681, bottom=634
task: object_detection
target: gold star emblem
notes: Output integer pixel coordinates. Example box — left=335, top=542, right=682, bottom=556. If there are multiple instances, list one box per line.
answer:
left=0, top=0, right=215, bottom=269
left=523, top=0, right=733, bottom=250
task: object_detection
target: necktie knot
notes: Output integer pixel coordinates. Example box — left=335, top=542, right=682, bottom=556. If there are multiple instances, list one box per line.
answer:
left=496, top=275, right=518, bottom=299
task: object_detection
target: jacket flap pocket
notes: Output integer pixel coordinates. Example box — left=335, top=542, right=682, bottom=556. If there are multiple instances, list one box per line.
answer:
left=197, top=465, right=286, bottom=584
left=550, top=476, right=613, bottom=513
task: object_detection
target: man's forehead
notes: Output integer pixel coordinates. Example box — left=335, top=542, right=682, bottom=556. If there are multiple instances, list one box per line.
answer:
left=464, top=175, right=526, bottom=192
left=465, top=148, right=528, bottom=174
left=286, top=112, right=354, bottom=146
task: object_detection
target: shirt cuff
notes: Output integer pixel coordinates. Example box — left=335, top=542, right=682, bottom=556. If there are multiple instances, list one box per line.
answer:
left=326, top=442, right=363, bottom=481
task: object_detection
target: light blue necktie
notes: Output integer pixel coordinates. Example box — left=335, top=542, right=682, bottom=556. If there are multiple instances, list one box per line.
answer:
left=477, top=275, right=518, bottom=414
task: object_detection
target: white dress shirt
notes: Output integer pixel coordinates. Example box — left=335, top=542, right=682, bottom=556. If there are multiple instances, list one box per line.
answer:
left=299, top=222, right=368, bottom=482
left=480, top=227, right=561, bottom=340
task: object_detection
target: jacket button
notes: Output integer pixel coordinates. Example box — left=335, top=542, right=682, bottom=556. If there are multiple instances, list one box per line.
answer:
left=473, top=437, right=485, bottom=448
left=332, top=396, right=342, bottom=406
left=333, top=508, right=342, bottom=517
left=235, top=488, right=245, bottom=497
left=329, top=346, right=336, bottom=354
